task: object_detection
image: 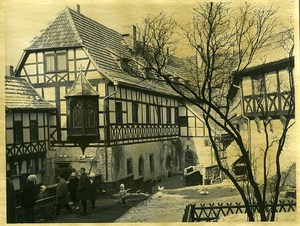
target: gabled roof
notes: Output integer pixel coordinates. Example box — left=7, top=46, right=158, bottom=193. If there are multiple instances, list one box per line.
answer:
left=27, top=7, right=130, bottom=73
left=66, top=71, right=99, bottom=97
left=23, top=6, right=187, bottom=98
left=5, top=76, right=55, bottom=110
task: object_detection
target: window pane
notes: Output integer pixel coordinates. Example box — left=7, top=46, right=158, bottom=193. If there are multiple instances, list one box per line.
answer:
left=84, top=100, right=96, bottom=127
left=116, top=102, right=123, bottom=124
left=30, top=120, right=38, bottom=142
left=132, top=102, right=139, bottom=124
left=13, top=121, right=23, bottom=144
left=45, top=55, right=55, bottom=72
left=57, top=53, right=67, bottom=71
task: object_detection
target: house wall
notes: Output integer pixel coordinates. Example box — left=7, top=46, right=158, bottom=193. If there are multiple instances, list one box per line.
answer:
left=6, top=111, right=51, bottom=190
left=226, top=58, right=296, bottom=182
left=51, top=138, right=182, bottom=184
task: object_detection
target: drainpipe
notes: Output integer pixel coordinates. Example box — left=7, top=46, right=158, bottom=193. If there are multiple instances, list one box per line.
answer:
left=103, top=81, right=119, bottom=181
left=233, top=84, right=251, bottom=161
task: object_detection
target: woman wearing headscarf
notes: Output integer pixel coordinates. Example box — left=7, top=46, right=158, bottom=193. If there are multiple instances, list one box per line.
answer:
left=20, top=174, right=38, bottom=223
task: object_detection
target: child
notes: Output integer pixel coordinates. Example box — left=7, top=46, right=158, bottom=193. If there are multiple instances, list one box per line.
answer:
left=118, top=184, right=127, bottom=205
left=38, top=185, right=48, bottom=199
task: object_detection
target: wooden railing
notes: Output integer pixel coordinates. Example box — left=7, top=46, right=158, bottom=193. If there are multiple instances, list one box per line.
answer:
left=182, top=200, right=296, bottom=222
left=243, top=91, right=293, bottom=118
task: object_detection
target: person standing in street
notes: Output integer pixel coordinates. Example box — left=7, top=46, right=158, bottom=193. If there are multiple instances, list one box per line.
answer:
left=20, top=174, right=38, bottom=223
left=76, top=167, right=91, bottom=216
left=118, top=184, right=128, bottom=205
left=56, top=174, right=72, bottom=215
left=6, top=171, right=16, bottom=223
left=68, top=171, right=79, bottom=210
left=89, top=173, right=102, bottom=209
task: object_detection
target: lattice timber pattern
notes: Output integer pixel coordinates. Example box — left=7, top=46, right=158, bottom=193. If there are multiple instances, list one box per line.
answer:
left=182, top=200, right=296, bottom=222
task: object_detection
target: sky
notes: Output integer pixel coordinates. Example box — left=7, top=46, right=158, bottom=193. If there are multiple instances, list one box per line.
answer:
left=3, top=0, right=297, bottom=68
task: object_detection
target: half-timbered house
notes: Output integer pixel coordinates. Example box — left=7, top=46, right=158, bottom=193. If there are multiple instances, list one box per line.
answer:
left=227, top=56, right=295, bottom=181
left=5, top=75, right=55, bottom=190
left=13, top=6, right=218, bottom=190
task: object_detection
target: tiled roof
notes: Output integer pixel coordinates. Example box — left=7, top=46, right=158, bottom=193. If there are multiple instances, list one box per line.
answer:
left=103, top=70, right=179, bottom=97
left=66, top=71, right=99, bottom=97
left=27, top=7, right=129, bottom=73
left=25, top=7, right=187, bottom=96
left=5, top=76, right=55, bottom=110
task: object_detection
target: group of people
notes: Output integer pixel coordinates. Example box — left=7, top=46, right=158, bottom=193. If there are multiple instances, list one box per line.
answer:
left=7, top=167, right=129, bottom=223
left=56, top=167, right=102, bottom=216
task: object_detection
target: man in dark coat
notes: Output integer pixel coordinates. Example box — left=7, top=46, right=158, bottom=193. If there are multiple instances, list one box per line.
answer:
left=56, top=174, right=72, bottom=215
left=76, top=168, right=91, bottom=216
left=89, top=173, right=102, bottom=209
left=68, top=171, right=79, bottom=209
left=20, top=174, right=38, bottom=223
left=6, top=171, right=16, bottom=223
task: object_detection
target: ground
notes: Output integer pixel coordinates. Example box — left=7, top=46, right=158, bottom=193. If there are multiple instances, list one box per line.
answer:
left=46, top=174, right=297, bottom=223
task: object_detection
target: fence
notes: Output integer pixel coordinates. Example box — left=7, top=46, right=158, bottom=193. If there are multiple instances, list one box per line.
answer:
left=182, top=200, right=296, bottom=222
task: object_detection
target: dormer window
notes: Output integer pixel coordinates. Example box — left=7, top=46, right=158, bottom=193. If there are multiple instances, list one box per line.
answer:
left=45, top=51, right=67, bottom=73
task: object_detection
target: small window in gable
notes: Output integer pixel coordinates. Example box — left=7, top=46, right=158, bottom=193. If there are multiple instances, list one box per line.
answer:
left=45, top=51, right=67, bottom=73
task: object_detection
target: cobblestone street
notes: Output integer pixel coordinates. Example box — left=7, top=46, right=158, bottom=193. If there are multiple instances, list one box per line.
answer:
left=45, top=174, right=297, bottom=223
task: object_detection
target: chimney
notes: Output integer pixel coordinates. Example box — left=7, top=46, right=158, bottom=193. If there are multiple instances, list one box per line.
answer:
left=132, top=25, right=137, bottom=49
left=122, top=25, right=137, bottom=51
left=77, top=4, right=81, bottom=14
left=5, top=65, right=14, bottom=76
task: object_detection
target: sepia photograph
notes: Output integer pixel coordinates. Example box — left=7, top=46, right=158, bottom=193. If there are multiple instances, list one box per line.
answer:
left=2, top=0, right=299, bottom=224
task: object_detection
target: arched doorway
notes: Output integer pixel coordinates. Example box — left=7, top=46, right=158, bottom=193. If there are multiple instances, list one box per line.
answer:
left=185, top=151, right=195, bottom=168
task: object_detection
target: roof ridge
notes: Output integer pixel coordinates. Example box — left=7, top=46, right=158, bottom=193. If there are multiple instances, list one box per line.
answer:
left=64, top=7, right=84, bottom=46
left=67, top=7, right=123, bottom=37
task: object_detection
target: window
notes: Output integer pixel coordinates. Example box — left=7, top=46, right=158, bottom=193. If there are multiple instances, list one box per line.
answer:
left=149, top=154, right=155, bottom=172
left=84, top=100, right=96, bottom=127
left=30, top=120, right=38, bottom=142
left=132, top=102, right=139, bottom=124
left=138, top=157, right=144, bottom=176
left=204, top=139, right=210, bottom=146
left=116, top=102, right=123, bottom=124
left=127, top=158, right=133, bottom=175
left=72, top=100, right=83, bottom=127
left=178, top=116, right=188, bottom=127
left=166, top=107, right=171, bottom=124
left=157, top=106, right=161, bottom=124
left=45, top=52, right=67, bottom=73
left=146, top=104, right=151, bottom=124
left=13, top=121, right=23, bottom=144
left=174, top=108, right=179, bottom=124
left=252, top=76, right=265, bottom=95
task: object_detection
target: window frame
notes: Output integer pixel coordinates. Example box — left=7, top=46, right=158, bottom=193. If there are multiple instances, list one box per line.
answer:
left=132, top=102, right=139, bottom=124
left=126, top=158, right=133, bottom=175
left=115, top=101, right=123, bottom=124
left=13, top=121, right=23, bottom=144
left=44, top=51, right=67, bottom=74
left=30, top=120, right=39, bottom=142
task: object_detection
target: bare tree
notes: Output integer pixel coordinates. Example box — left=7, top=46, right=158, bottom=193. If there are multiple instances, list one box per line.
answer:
left=135, top=2, right=295, bottom=221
